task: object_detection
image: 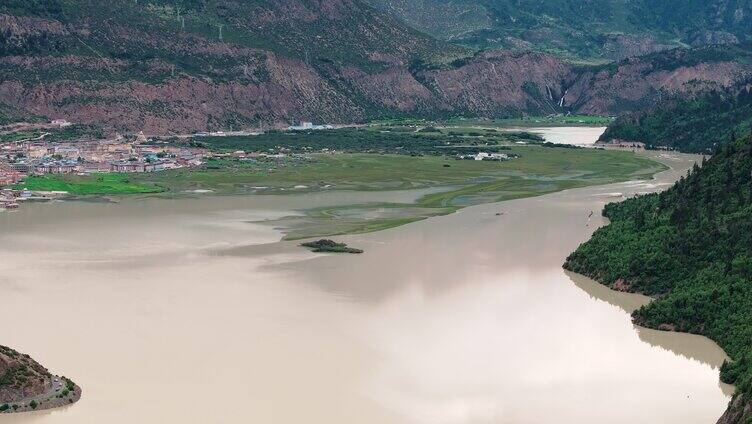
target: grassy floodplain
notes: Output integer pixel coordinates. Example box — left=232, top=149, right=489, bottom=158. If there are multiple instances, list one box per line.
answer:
left=14, top=145, right=665, bottom=239
left=17, top=173, right=164, bottom=195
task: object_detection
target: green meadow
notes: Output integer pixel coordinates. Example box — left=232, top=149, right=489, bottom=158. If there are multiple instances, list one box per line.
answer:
left=16, top=173, right=164, bottom=195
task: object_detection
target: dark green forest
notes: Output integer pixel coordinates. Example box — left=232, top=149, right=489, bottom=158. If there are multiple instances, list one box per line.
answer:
left=602, top=83, right=752, bottom=153
left=565, top=136, right=752, bottom=401
left=169, top=127, right=541, bottom=155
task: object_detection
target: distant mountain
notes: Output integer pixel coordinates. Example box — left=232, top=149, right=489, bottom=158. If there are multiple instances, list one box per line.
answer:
left=562, top=45, right=752, bottom=115
left=564, top=136, right=752, bottom=424
left=0, top=0, right=467, bottom=132
left=366, top=0, right=752, bottom=62
left=1, top=1, right=752, bottom=133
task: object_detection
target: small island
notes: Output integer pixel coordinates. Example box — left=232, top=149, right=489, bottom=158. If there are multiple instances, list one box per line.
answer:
left=0, top=345, right=81, bottom=414
left=300, top=239, right=364, bottom=254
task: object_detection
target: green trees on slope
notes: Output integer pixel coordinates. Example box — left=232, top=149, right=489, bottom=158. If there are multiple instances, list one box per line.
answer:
left=565, top=136, right=752, bottom=394
left=602, top=83, right=752, bottom=153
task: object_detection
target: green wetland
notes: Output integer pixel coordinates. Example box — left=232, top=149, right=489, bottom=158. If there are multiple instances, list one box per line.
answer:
left=16, top=141, right=663, bottom=239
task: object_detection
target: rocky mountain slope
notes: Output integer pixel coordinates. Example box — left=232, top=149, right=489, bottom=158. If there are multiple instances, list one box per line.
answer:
left=0, top=345, right=50, bottom=404
left=366, top=0, right=752, bottom=62
left=1, top=1, right=752, bottom=134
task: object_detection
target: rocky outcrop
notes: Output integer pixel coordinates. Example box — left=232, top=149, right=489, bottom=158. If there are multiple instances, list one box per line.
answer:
left=0, top=345, right=81, bottom=414
left=0, top=345, right=49, bottom=404
left=717, top=394, right=752, bottom=424
left=565, top=50, right=752, bottom=115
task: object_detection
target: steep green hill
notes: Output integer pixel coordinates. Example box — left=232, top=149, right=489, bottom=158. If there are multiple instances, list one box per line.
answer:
left=564, top=137, right=752, bottom=423
left=601, top=82, right=752, bottom=153
left=367, top=0, right=752, bottom=62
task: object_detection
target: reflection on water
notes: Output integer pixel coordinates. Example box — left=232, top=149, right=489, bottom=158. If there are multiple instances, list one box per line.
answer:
left=568, top=271, right=734, bottom=396
left=566, top=270, right=651, bottom=314
left=0, top=148, right=733, bottom=424
left=505, top=126, right=607, bottom=146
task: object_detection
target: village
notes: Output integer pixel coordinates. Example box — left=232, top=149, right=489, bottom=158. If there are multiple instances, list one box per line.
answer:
left=0, top=119, right=352, bottom=209
left=0, top=117, right=526, bottom=210
left=0, top=120, right=213, bottom=208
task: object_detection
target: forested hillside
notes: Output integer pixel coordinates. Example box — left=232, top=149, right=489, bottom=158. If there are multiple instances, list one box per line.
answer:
left=564, top=137, right=752, bottom=423
left=367, top=0, right=752, bottom=62
left=601, top=81, right=752, bottom=153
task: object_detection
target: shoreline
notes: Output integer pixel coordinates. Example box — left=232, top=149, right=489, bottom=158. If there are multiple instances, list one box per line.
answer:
left=1, top=376, right=81, bottom=415
left=0, top=148, right=728, bottom=424
left=3, top=147, right=668, bottom=241
left=561, top=150, right=743, bottom=423
left=565, top=265, right=742, bottom=423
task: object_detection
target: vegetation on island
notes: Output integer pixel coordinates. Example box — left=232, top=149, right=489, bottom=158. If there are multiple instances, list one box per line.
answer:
left=180, top=125, right=543, bottom=155
left=602, top=83, right=752, bottom=153
left=564, top=135, right=752, bottom=419
left=300, top=239, right=364, bottom=254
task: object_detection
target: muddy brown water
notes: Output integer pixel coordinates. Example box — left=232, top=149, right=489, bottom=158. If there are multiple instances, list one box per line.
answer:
left=506, top=126, right=607, bottom=146
left=0, top=149, right=733, bottom=423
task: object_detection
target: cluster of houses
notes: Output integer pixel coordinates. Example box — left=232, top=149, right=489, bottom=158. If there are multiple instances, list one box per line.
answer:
left=0, top=162, right=22, bottom=186
left=456, top=152, right=513, bottom=161
left=287, top=122, right=334, bottom=131
left=0, top=132, right=208, bottom=187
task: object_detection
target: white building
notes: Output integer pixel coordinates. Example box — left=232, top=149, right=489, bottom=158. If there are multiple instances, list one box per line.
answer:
left=51, top=119, right=72, bottom=128
left=469, top=152, right=511, bottom=161
left=288, top=122, right=333, bottom=131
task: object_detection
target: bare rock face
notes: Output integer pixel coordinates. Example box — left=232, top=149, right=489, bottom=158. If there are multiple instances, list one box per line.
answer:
left=565, top=51, right=752, bottom=115
left=0, top=345, right=50, bottom=404
left=717, top=394, right=752, bottom=424
left=340, top=66, right=443, bottom=112
left=419, top=50, right=574, bottom=116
